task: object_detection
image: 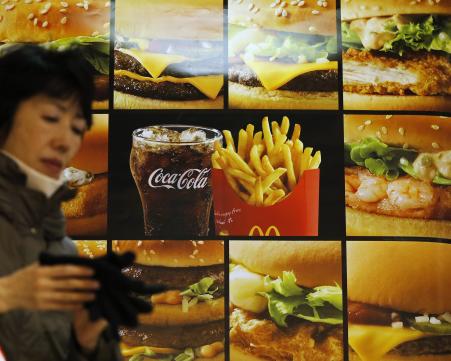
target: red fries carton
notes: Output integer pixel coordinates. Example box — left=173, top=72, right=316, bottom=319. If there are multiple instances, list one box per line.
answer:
left=212, top=168, right=319, bottom=236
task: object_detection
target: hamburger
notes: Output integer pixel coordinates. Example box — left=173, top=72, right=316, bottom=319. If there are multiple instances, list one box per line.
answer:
left=229, top=241, right=343, bottom=361
left=341, top=0, right=451, bottom=111
left=344, top=114, right=451, bottom=239
left=228, top=0, right=338, bottom=109
left=347, top=241, right=451, bottom=361
left=62, top=114, right=108, bottom=236
left=113, top=240, right=225, bottom=361
left=0, top=0, right=111, bottom=109
left=114, top=0, right=224, bottom=109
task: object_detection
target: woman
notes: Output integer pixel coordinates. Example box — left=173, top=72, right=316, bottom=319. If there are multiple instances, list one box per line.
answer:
left=0, top=46, right=120, bottom=361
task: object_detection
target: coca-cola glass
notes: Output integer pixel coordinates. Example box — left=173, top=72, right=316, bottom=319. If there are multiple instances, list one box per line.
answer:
left=130, top=125, right=222, bottom=237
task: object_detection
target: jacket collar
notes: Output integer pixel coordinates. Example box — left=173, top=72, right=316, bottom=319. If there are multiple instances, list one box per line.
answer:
left=0, top=153, right=76, bottom=241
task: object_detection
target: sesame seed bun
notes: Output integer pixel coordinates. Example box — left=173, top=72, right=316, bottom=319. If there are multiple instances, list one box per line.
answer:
left=343, top=92, right=451, bottom=113
left=346, top=207, right=451, bottom=239
left=73, top=240, right=107, bottom=258
left=229, top=0, right=337, bottom=36
left=114, top=91, right=224, bottom=110
left=349, top=351, right=451, bottom=361
left=0, top=0, right=110, bottom=43
left=115, top=0, right=223, bottom=40
left=113, top=240, right=225, bottom=267
left=344, top=114, right=451, bottom=153
left=341, top=0, right=451, bottom=22
left=229, top=82, right=338, bottom=110
left=347, top=241, right=451, bottom=315
left=230, top=241, right=342, bottom=288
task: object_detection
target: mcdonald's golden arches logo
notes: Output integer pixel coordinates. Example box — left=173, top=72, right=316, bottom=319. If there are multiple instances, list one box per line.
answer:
left=248, top=225, right=281, bottom=236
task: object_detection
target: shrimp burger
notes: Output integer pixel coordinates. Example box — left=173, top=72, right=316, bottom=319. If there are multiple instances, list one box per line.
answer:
left=344, top=114, right=451, bottom=239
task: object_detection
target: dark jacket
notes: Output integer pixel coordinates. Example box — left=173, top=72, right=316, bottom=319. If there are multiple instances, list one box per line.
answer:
left=0, top=154, right=121, bottom=361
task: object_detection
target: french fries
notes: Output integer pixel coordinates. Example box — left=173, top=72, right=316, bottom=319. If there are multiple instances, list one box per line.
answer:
left=212, top=116, right=321, bottom=206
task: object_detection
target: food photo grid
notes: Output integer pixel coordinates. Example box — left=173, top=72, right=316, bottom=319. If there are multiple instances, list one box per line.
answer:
left=0, top=0, right=450, bottom=360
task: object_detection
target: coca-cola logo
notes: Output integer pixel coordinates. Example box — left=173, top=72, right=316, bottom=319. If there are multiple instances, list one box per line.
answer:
left=148, top=168, right=210, bottom=190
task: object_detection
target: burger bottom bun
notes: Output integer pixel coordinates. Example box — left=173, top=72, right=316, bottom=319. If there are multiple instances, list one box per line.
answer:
left=346, top=207, right=451, bottom=239
left=229, top=82, right=338, bottom=110
left=230, top=343, right=268, bottom=361
left=124, top=351, right=224, bottom=361
left=349, top=351, right=451, bottom=361
left=92, top=99, right=108, bottom=110
left=66, top=212, right=107, bottom=237
left=343, top=92, right=451, bottom=112
left=114, top=91, right=224, bottom=109
left=139, top=297, right=224, bottom=326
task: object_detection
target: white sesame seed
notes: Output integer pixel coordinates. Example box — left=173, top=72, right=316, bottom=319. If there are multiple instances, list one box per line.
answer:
left=275, top=7, right=282, bottom=16
left=270, top=2, right=278, bottom=7
left=105, top=0, right=110, bottom=6
left=322, top=1, right=328, bottom=7
left=281, top=8, right=288, bottom=16
left=431, top=124, right=440, bottom=130
left=432, top=142, right=440, bottom=149
left=317, top=0, right=322, bottom=5
left=83, top=2, right=88, bottom=10
left=59, top=8, right=67, bottom=12
left=193, top=249, right=199, bottom=255
left=385, top=114, right=393, bottom=119
left=76, top=2, right=83, bottom=7
left=376, top=131, right=382, bottom=139
left=308, top=25, right=316, bottom=32
left=398, top=127, right=405, bottom=136
left=5, top=3, right=15, bottom=10
left=198, top=241, right=204, bottom=245
left=312, top=9, right=320, bottom=14
left=40, top=3, right=51, bottom=15
left=42, top=20, right=48, bottom=27
left=298, top=0, right=305, bottom=5
left=199, top=258, right=205, bottom=263
left=161, top=240, right=165, bottom=243
left=189, top=255, right=195, bottom=259
left=27, top=12, right=34, bottom=20
left=137, top=240, right=142, bottom=246
left=357, top=125, right=365, bottom=131
left=381, top=126, right=388, bottom=135
left=150, top=249, right=156, bottom=255
left=364, top=119, right=372, bottom=125
left=60, top=1, right=68, bottom=7
left=248, top=3, right=254, bottom=11
left=280, top=1, right=287, bottom=7
left=60, top=16, right=67, bottom=24
left=34, top=18, right=38, bottom=26
left=290, top=0, right=299, bottom=5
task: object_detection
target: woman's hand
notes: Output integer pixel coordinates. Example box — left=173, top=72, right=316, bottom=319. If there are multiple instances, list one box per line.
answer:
left=0, top=262, right=99, bottom=313
left=73, top=308, right=108, bottom=354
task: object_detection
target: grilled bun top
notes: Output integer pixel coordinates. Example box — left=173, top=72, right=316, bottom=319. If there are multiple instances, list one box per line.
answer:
left=115, top=0, right=223, bottom=40
left=347, top=241, right=451, bottom=314
left=344, top=114, right=451, bottom=153
left=229, top=0, right=337, bottom=36
left=70, top=114, right=108, bottom=174
left=341, top=0, right=451, bottom=21
left=113, top=240, right=225, bottom=267
left=0, top=0, right=110, bottom=43
left=230, top=241, right=342, bottom=288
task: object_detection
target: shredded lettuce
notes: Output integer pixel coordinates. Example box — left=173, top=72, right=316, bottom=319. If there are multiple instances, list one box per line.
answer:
left=180, top=277, right=218, bottom=312
left=230, top=24, right=337, bottom=62
left=409, top=319, right=451, bottom=335
left=45, top=35, right=110, bottom=74
left=260, top=271, right=342, bottom=327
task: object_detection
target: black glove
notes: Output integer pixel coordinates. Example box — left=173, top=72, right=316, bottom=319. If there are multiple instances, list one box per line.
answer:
left=39, top=251, right=165, bottom=339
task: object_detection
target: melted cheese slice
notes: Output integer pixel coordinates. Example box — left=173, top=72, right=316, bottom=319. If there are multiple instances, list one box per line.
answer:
left=348, top=324, right=427, bottom=361
left=115, top=69, right=223, bottom=99
left=242, top=56, right=338, bottom=91
left=119, top=48, right=187, bottom=78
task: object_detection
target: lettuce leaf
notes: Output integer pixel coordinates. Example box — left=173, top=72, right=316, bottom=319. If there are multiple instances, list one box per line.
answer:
left=383, top=15, right=451, bottom=55
left=341, top=22, right=364, bottom=50
left=345, top=137, right=418, bottom=181
left=45, top=35, right=110, bottom=75
left=260, top=271, right=342, bottom=327
left=180, top=277, right=218, bottom=312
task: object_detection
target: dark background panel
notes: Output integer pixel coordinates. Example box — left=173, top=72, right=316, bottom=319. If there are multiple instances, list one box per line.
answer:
left=109, top=110, right=345, bottom=238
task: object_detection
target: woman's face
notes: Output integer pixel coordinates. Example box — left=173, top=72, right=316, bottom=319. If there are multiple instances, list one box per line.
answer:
left=2, top=94, right=87, bottom=179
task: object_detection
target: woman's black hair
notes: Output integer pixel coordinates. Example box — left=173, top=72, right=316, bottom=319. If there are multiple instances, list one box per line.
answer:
left=0, top=44, right=94, bottom=140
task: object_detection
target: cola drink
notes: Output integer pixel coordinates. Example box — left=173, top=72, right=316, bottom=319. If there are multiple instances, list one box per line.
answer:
left=130, top=125, right=222, bottom=237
